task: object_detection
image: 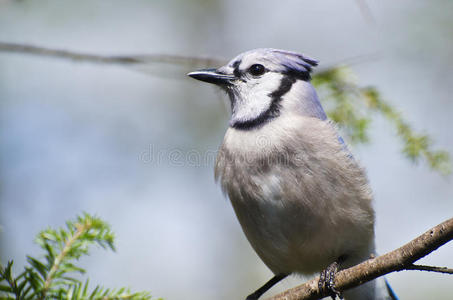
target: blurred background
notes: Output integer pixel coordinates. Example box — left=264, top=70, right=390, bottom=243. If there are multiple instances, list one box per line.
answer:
left=0, top=0, right=452, bottom=299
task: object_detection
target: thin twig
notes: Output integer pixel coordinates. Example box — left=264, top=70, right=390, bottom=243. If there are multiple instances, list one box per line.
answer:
left=405, top=264, right=453, bottom=275
left=0, top=41, right=225, bottom=67
left=267, top=217, right=453, bottom=300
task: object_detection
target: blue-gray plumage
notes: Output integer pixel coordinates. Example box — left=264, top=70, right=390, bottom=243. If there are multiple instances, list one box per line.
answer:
left=188, top=48, right=397, bottom=300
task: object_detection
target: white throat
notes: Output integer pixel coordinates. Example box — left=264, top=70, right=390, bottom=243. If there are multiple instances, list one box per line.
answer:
left=229, top=75, right=327, bottom=129
left=229, top=72, right=284, bottom=127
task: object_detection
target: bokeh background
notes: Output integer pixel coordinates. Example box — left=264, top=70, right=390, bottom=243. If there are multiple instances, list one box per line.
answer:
left=1, top=0, right=452, bottom=299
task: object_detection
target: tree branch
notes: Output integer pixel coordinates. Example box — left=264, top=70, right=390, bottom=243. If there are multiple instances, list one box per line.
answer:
left=267, top=217, right=453, bottom=300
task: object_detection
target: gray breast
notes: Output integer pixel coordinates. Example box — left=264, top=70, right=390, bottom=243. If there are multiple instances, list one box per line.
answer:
left=214, top=115, right=375, bottom=274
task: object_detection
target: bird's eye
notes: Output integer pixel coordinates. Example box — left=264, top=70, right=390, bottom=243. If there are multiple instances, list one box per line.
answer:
left=248, top=64, right=266, bottom=76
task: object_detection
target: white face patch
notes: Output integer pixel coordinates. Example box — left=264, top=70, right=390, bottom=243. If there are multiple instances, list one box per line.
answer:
left=230, top=72, right=284, bottom=126
left=213, top=48, right=320, bottom=128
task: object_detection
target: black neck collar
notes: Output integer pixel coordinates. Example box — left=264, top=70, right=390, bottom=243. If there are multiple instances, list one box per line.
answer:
left=231, top=76, right=297, bottom=130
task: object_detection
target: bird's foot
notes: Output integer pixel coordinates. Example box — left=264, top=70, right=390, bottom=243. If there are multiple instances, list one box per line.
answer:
left=318, top=261, right=343, bottom=299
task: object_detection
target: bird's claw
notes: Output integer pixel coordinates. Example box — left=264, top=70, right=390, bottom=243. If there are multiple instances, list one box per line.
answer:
left=318, top=261, right=343, bottom=299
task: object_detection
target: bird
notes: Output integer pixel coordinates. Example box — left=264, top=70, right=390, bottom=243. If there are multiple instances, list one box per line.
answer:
left=188, top=48, right=398, bottom=300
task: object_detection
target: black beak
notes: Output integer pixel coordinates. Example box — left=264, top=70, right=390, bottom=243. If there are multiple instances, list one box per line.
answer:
left=187, top=68, right=236, bottom=85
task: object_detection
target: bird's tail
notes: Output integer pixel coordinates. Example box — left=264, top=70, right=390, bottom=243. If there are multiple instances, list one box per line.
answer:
left=384, top=278, right=399, bottom=300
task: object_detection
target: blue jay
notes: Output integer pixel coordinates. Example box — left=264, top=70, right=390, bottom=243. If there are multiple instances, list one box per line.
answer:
left=188, top=49, right=398, bottom=300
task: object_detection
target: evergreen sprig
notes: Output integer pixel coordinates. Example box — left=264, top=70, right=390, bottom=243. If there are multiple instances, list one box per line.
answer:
left=312, top=66, right=451, bottom=175
left=0, top=213, right=157, bottom=300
